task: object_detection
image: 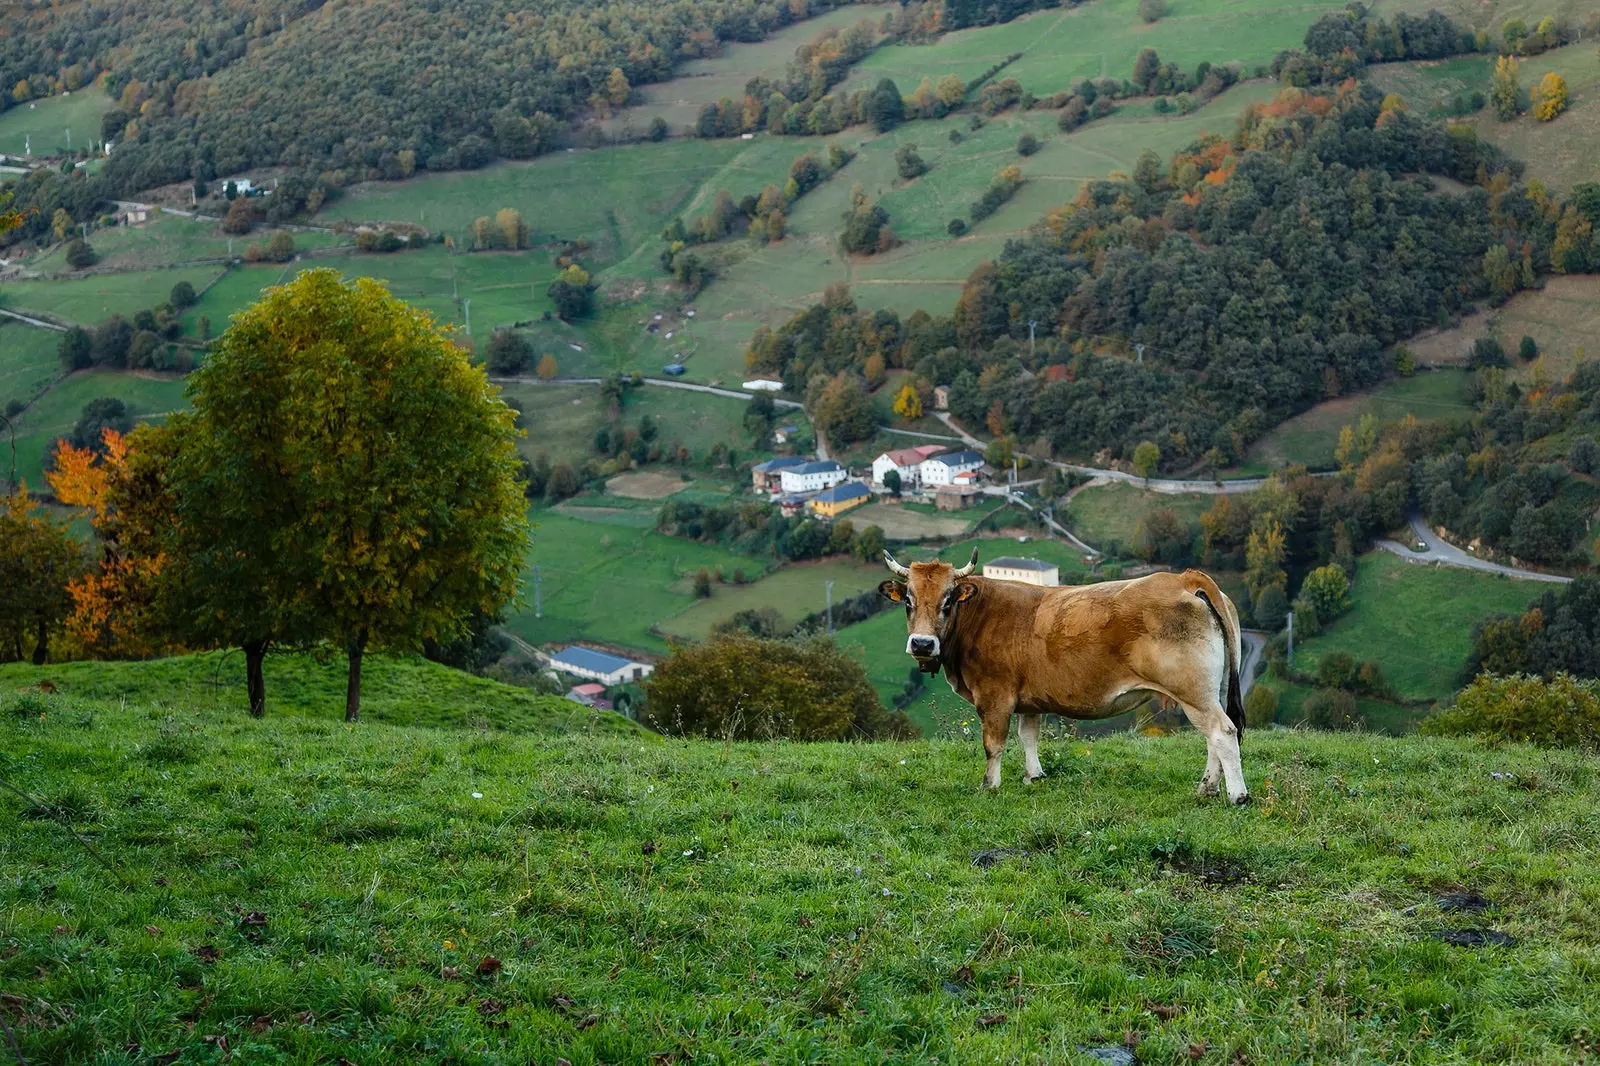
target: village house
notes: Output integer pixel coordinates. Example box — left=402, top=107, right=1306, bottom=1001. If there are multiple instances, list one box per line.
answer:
left=871, top=444, right=944, bottom=488
left=809, top=481, right=872, bottom=518
left=772, top=424, right=800, bottom=444
left=919, top=449, right=985, bottom=486
left=549, top=646, right=653, bottom=685
left=934, top=483, right=982, bottom=511
left=565, top=682, right=611, bottom=709
left=779, top=459, right=847, bottom=495
left=751, top=455, right=805, bottom=493
left=982, top=556, right=1060, bottom=587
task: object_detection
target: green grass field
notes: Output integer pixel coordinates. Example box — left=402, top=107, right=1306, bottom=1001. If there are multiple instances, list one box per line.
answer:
left=1066, top=482, right=1214, bottom=552
left=1294, top=552, right=1545, bottom=702
left=0, top=266, right=224, bottom=327
left=845, top=0, right=1343, bottom=98
left=658, top=557, right=886, bottom=640
left=0, top=321, right=62, bottom=410
left=508, top=508, right=766, bottom=654
left=6, top=659, right=1598, bottom=1064
left=1260, top=677, right=1431, bottom=736
left=0, top=89, right=114, bottom=157
left=5, top=369, right=189, bottom=491
left=1244, top=369, right=1474, bottom=472
left=21, top=215, right=350, bottom=275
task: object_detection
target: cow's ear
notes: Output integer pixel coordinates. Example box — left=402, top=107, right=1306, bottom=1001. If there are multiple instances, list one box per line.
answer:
left=954, top=580, right=979, bottom=602
left=878, top=580, right=906, bottom=602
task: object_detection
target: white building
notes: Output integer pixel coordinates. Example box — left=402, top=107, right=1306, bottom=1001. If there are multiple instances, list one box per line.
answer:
left=549, top=646, right=653, bottom=685
left=983, top=556, right=1059, bottom=587
left=871, top=444, right=944, bottom=487
left=919, top=449, right=985, bottom=486
left=779, top=460, right=847, bottom=494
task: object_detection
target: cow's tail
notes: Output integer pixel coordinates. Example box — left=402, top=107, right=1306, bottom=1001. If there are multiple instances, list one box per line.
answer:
left=1186, top=571, right=1244, bottom=744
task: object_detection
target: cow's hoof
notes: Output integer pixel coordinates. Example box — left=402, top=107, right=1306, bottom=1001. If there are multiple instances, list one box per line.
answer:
left=1024, top=772, right=1046, bottom=784
left=1230, top=791, right=1251, bottom=806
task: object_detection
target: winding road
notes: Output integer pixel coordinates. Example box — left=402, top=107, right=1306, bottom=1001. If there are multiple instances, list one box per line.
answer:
left=495, top=374, right=804, bottom=409
left=1376, top=513, right=1572, bottom=585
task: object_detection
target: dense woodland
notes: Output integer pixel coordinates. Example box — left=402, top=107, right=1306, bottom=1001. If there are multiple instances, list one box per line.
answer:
left=749, top=81, right=1598, bottom=470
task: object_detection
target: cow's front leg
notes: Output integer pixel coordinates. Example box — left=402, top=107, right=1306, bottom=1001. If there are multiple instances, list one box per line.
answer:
left=1019, top=714, right=1045, bottom=783
left=1196, top=744, right=1221, bottom=797
left=979, top=700, right=1014, bottom=789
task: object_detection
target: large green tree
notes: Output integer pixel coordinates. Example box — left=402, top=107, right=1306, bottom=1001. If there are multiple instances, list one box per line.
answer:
left=185, top=269, right=530, bottom=720
left=0, top=489, right=86, bottom=664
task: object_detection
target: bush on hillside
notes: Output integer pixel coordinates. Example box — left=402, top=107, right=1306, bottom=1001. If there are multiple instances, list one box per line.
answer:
left=1424, top=672, right=1600, bottom=748
left=1244, top=684, right=1278, bottom=728
left=1301, top=688, right=1363, bottom=731
left=643, top=635, right=913, bottom=740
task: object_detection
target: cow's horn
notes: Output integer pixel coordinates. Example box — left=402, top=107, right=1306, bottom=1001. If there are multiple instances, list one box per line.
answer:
left=882, top=550, right=910, bottom=577
left=952, top=546, right=979, bottom=577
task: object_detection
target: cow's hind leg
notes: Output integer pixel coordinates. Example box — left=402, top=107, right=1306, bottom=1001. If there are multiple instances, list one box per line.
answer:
left=1196, top=745, right=1221, bottom=797
left=1179, top=700, right=1247, bottom=804
left=1019, top=714, right=1045, bottom=783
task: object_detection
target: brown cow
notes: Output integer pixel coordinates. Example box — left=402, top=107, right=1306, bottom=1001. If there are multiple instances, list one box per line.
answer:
left=879, top=549, right=1249, bottom=802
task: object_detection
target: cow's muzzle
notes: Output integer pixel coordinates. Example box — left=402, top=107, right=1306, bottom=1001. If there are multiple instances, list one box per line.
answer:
left=907, top=634, right=940, bottom=659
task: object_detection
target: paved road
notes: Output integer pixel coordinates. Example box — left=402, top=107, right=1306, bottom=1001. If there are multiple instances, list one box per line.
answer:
left=1376, top=513, right=1572, bottom=584
left=495, top=374, right=803, bottom=409
left=1239, top=631, right=1266, bottom=698
left=0, top=308, right=66, bottom=331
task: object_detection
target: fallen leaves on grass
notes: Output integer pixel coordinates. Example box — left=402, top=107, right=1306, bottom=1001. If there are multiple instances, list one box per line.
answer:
left=476, top=955, right=502, bottom=977
left=191, top=945, right=220, bottom=963
left=977, top=1014, right=1007, bottom=1027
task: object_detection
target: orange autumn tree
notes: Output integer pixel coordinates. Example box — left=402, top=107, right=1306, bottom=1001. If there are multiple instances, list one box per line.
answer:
left=47, top=429, right=178, bottom=659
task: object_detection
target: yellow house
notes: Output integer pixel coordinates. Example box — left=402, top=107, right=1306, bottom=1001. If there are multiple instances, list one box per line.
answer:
left=809, top=481, right=872, bottom=518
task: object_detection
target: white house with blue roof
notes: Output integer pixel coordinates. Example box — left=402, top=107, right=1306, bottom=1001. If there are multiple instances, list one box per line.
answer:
left=548, top=646, right=653, bottom=685
left=779, top=459, right=847, bottom=494
left=919, top=450, right=985, bottom=486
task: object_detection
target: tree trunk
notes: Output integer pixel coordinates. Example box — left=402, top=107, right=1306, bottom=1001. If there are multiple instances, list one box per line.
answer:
left=31, top=619, right=48, bottom=665
left=345, top=631, right=367, bottom=722
left=244, top=640, right=267, bottom=718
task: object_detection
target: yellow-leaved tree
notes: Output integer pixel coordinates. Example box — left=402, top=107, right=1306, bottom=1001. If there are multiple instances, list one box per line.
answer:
left=1532, top=72, right=1567, bottom=121
left=178, top=269, right=530, bottom=720
left=892, top=382, right=923, bottom=420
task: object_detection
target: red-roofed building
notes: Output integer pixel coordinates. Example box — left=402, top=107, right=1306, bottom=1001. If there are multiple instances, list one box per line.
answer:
left=871, top=443, right=946, bottom=488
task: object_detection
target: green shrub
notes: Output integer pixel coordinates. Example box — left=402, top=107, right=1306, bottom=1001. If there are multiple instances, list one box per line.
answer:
left=1244, top=685, right=1278, bottom=728
left=1316, top=651, right=1358, bottom=689
left=1302, top=688, right=1363, bottom=731
left=1423, top=673, right=1600, bottom=747
left=1300, top=564, right=1351, bottom=623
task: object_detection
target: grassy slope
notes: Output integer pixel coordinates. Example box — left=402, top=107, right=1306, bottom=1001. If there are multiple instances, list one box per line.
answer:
left=0, top=265, right=224, bottom=325
left=1066, top=482, right=1213, bottom=550
left=0, top=320, right=61, bottom=409
left=1243, top=369, right=1474, bottom=472
left=5, top=369, right=189, bottom=490
left=510, top=507, right=765, bottom=654
left=0, top=652, right=624, bottom=734
left=658, top=557, right=886, bottom=640
left=1294, top=552, right=1544, bottom=702
left=21, top=214, right=349, bottom=275
left=4, top=680, right=1598, bottom=1064
left=0, top=89, right=113, bottom=156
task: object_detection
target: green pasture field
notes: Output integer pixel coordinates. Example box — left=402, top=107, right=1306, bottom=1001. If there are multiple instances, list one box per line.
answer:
left=23, top=215, right=350, bottom=275
left=844, top=0, right=1344, bottom=99
left=1065, top=481, right=1214, bottom=551
left=8, top=660, right=1599, bottom=1065
left=1293, top=552, right=1544, bottom=703
left=0, top=321, right=62, bottom=409
left=603, top=4, right=903, bottom=135
left=1407, top=276, right=1600, bottom=387
left=657, top=557, right=886, bottom=641
left=1466, top=42, right=1600, bottom=193
left=4, top=369, right=190, bottom=490
left=1259, top=677, right=1430, bottom=736
left=0, top=89, right=114, bottom=157
left=0, top=266, right=223, bottom=327
left=1368, top=54, right=1493, bottom=115
left=1243, top=369, right=1474, bottom=472
left=320, top=139, right=749, bottom=267
left=507, top=507, right=765, bottom=654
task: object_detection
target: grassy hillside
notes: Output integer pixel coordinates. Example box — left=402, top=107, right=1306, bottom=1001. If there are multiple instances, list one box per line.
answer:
left=1066, top=482, right=1213, bottom=550
left=1294, top=553, right=1544, bottom=702
left=4, top=680, right=1597, bottom=1064
left=0, top=89, right=113, bottom=156
left=4, top=369, right=189, bottom=490
left=0, top=320, right=61, bottom=411
left=0, top=652, right=623, bottom=734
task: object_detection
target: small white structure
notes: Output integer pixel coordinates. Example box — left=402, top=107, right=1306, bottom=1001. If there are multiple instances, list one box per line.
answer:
left=228, top=178, right=255, bottom=195
left=549, top=646, right=653, bottom=685
left=919, top=449, right=985, bottom=486
left=779, top=460, right=847, bottom=494
left=871, top=444, right=944, bottom=488
left=742, top=378, right=784, bottom=392
left=983, top=556, right=1059, bottom=587
left=773, top=423, right=800, bottom=444
left=934, top=385, right=950, bottom=410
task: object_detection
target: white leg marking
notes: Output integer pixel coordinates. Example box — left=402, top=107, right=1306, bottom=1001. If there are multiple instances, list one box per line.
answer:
left=1020, top=714, right=1045, bottom=782
left=1196, top=743, right=1221, bottom=797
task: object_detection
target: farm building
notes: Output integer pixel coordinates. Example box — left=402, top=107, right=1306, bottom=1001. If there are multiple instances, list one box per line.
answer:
left=742, top=378, right=784, bottom=392
left=777, top=494, right=812, bottom=517
left=871, top=444, right=944, bottom=488
left=549, top=646, right=653, bottom=685
left=934, top=484, right=982, bottom=511
left=780, top=460, right=847, bottom=494
left=751, top=455, right=805, bottom=492
left=920, top=450, right=984, bottom=486
left=810, top=481, right=872, bottom=518
left=565, top=683, right=609, bottom=708
left=983, top=556, right=1059, bottom=586
left=933, top=385, right=950, bottom=410
left=773, top=424, right=800, bottom=444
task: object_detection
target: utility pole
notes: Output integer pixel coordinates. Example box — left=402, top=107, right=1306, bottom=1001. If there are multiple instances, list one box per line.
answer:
left=464, top=298, right=471, bottom=336
left=65, top=127, right=70, bottom=151
left=534, top=565, right=542, bottom=619
left=1028, top=319, right=1037, bottom=361
left=1286, top=610, right=1294, bottom=668
left=825, top=580, right=835, bottom=634
left=1134, top=342, right=1146, bottom=365
left=227, top=237, right=233, bottom=258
